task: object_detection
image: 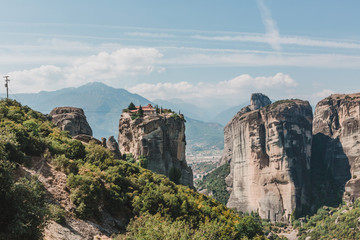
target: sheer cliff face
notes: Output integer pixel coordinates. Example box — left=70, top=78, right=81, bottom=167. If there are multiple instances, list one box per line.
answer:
left=118, top=113, right=193, bottom=188
left=50, top=107, right=92, bottom=137
left=223, top=98, right=312, bottom=222
left=313, top=94, right=360, bottom=201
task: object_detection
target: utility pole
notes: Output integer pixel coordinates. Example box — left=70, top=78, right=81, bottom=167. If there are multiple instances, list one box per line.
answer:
left=3, top=76, right=10, bottom=99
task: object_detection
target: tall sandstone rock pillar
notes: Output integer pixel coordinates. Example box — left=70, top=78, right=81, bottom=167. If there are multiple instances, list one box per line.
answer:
left=313, top=93, right=360, bottom=202
left=118, top=112, right=193, bottom=188
left=222, top=94, right=312, bottom=222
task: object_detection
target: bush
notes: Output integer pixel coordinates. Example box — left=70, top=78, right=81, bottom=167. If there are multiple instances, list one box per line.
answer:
left=66, top=140, right=86, bottom=160
left=169, top=167, right=182, bottom=184
left=138, top=155, right=148, bottom=168
left=236, top=216, right=263, bottom=239
left=52, top=154, right=78, bottom=174
left=67, top=171, right=103, bottom=219
left=0, top=173, right=47, bottom=240
left=48, top=204, right=66, bottom=225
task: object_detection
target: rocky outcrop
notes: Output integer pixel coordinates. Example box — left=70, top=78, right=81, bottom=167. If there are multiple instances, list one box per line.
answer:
left=250, top=93, right=272, bottom=110
left=222, top=95, right=312, bottom=222
left=73, top=134, right=101, bottom=144
left=106, top=136, right=121, bottom=159
left=219, top=93, right=272, bottom=166
left=313, top=93, right=360, bottom=202
left=118, top=113, right=193, bottom=188
left=50, top=107, right=92, bottom=137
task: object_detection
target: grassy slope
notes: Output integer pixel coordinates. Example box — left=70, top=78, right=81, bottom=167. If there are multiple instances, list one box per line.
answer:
left=197, top=163, right=230, bottom=205
left=0, top=99, right=265, bottom=240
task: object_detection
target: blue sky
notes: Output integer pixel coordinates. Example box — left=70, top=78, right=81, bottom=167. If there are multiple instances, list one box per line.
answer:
left=1, top=0, right=360, bottom=108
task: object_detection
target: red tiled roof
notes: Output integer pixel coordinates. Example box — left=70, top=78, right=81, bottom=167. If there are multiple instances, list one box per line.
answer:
left=130, top=104, right=155, bottom=113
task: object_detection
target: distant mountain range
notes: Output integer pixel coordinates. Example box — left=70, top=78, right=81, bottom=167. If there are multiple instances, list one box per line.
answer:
left=11, top=82, right=150, bottom=139
left=211, top=103, right=248, bottom=126
left=7, top=82, right=227, bottom=151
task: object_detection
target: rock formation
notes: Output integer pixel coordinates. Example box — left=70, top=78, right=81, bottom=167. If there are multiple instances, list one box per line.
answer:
left=118, top=112, right=193, bottom=187
left=50, top=107, right=92, bottom=137
left=312, top=93, right=360, bottom=202
left=73, top=134, right=101, bottom=145
left=219, top=93, right=272, bottom=166
left=221, top=95, right=312, bottom=222
left=106, top=136, right=121, bottom=159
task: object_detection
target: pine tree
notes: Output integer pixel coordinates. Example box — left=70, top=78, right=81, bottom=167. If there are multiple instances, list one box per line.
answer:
left=138, top=105, right=144, bottom=116
left=128, top=102, right=136, bottom=110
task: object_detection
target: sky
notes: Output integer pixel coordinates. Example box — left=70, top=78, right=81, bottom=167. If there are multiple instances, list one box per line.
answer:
left=1, top=0, right=360, bottom=109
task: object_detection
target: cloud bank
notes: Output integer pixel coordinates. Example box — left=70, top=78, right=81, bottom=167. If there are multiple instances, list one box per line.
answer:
left=6, top=48, right=163, bottom=93
left=128, top=72, right=297, bottom=105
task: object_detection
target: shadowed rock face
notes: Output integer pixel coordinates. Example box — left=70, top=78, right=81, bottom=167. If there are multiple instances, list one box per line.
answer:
left=250, top=93, right=272, bottom=111
left=50, top=107, right=92, bottom=137
left=313, top=93, right=360, bottom=202
left=106, top=136, right=121, bottom=159
left=118, top=113, right=193, bottom=188
left=221, top=96, right=312, bottom=222
left=219, top=93, right=272, bottom=166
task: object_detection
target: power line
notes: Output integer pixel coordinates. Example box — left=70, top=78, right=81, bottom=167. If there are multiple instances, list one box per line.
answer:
left=3, top=76, right=10, bottom=99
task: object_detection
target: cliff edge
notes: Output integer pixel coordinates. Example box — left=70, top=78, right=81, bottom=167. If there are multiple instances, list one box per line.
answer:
left=118, top=111, right=193, bottom=188
left=222, top=94, right=312, bottom=222
left=313, top=93, right=360, bottom=202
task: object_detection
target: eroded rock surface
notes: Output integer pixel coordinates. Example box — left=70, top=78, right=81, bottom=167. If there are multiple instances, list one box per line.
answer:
left=313, top=93, right=360, bottom=202
left=221, top=96, right=312, bottom=222
left=118, top=113, right=193, bottom=188
left=106, top=136, right=121, bottom=159
left=50, top=107, right=92, bottom=137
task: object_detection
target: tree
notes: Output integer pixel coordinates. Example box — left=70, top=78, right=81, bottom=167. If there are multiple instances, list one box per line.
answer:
left=128, top=102, right=136, bottom=110
left=138, top=105, right=144, bottom=117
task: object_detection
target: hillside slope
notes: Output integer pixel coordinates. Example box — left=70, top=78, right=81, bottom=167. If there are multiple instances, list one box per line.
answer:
left=0, top=99, right=265, bottom=239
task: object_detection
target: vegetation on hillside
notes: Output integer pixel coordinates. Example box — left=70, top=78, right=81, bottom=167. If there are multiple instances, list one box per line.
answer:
left=186, top=117, right=224, bottom=151
left=0, top=99, right=265, bottom=239
left=297, top=200, right=360, bottom=239
left=197, top=163, right=230, bottom=205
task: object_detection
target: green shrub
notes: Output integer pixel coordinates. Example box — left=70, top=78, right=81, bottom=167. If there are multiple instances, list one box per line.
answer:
left=169, top=167, right=182, bottom=184
left=67, top=171, right=103, bottom=218
left=52, top=154, right=78, bottom=174
left=48, top=204, right=66, bottom=225
left=66, top=140, right=86, bottom=160
left=0, top=171, right=47, bottom=240
left=125, top=153, right=135, bottom=163
left=197, top=163, right=230, bottom=205
left=138, top=155, right=148, bottom=168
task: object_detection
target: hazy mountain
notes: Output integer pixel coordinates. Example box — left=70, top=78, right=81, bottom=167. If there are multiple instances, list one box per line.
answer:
left=7, top=82, right=224, bottom=151
left=153, top=98, right=208, bottom=121
left=211, top=102, right=248, bottom=126
left=11, top=82, right=151, bottom=138
left=185, top=117, right=224, bottom=151
left=153, top=99, right=224, bottom=150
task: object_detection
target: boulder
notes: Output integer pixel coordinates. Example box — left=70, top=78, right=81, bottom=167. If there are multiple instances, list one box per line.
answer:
left=50, top=107, right=92, bottom=137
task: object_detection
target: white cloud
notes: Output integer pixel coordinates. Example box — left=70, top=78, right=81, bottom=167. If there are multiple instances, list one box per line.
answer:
left=163, top=51, right=360, bottom=68
left=257, top=0, right=281, bottom=51
left=5, top=48, right=164, bottom=93
left=125, top=32, right=175, bottom=38
left=310, top=89, right=335, bottom=105
left=66, top=48, right=163, bottom=82
left=7, top=65, right=64, bottom=92
left=192, top=34, right=360, bottom=50
left=128, top=73, right=297, bottom=105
